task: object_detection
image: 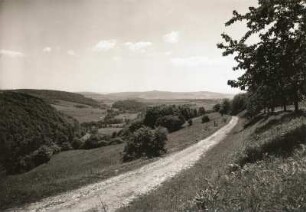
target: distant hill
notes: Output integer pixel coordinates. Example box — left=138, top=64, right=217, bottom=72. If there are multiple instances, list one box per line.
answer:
left=80, top=90, right=234, bottom=101
left=0, top=92, right=81, bottom=174
left=10, top=89, right=100, bottom=108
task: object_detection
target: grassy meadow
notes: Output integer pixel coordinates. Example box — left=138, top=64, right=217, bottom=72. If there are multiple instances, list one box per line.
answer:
left=51, top=100, right=107, bottom=123
left=0, top=112, right=226, bottom=210
left=119, top=111, right=306, bottom=211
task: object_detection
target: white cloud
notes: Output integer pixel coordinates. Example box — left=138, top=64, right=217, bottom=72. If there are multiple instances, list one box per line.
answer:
left=164, top=51, right=172, bottom=56
left=124, top=41, right=152, bottom=53
left=0, top=49, right=24, bottom=58
left=67, top=50, right=77, bottom=56
left=93, top=40, right=117, bottom=52
left=170, top=56, right=225, bottom=67
left=163, top=31, right=180, bottom=44
left=43, top=47, right=52, bottom=53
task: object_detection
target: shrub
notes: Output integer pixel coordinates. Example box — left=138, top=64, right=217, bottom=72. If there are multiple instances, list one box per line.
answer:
left=202, top=115, right=210, bottom=123
left=128, top=119, right=145, bottom=133
left=198, top=107, right=206, bottom=115
left=156, top=115, right=185, bottom=132
left=109, top=137, right=124, bottom=145
left=82, top=139, right=108, bottom=149
left=219, top=99, right=231, bottom=115
left=123, top=127, right=167, bottom=161
left=61, top=142, right=73, bottom=151
left=230, top=93, right=247, bottom=115
left=33, top=145, right=54, bottom=166
left=71, top=138, right=83, bottom=149
left=213, top=103, right=221, bottom=112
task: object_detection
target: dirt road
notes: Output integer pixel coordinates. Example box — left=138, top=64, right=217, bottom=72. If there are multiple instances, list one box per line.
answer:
left=8, top=117, right=238, bottom=212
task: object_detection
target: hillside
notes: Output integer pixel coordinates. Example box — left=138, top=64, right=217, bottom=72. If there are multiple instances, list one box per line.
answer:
left=80, top=90, right=234, bottom=101
left=0, top=92, right=81, bottom=174
left=119, top=111, right=306, bottom=211
left=12, top=89, right=100, bottom=108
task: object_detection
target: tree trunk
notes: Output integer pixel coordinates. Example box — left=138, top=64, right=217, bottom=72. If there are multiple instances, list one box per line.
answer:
left=283, top=104, right=287, bottom=112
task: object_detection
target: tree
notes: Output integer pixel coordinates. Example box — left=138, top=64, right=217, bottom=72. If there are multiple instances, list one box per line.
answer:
left=202, top=115, right=210, bottom=123
left=219, top=99, right=231, bottom=116
left=155, top=115, right=185, bottom=132
left=213, top=103, right=221, bottom=112
left=198, top=107, right=206, bottom=115
left=217, top=0, right=306, bottom=113
left=230, top=93, right=247, bottom=115
left=123, top=127, right=167, bottom=161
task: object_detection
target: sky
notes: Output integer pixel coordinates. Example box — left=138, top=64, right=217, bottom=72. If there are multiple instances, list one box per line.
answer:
left=0, top=0, right=257, bottom=94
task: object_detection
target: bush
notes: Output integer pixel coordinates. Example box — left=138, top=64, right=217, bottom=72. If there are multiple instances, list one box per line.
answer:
left=156, top=115, right=185, bottom=132
left=61, top=142, right=73, bottom=151
left=71, top=138, right=83, bottom=149
left=81, top=134, right=110, bottom=149
left=109, top=137, right=124, bottom=145
left=219, top=99, right=231, bottom=115
left=198, top=107, right=206, bottom=115
left=33, top=145, right=53, bottom=165
left=128, top=119, right=145, bottom=133
left=213, top=103, right=221, bottom=112
left=202, top=115, right=210, bottom=123
left=82, top=139, right=108, bottom=149
left=123, top=127, right=167, bottom=161
left=230, top=93, right=247, bottom=115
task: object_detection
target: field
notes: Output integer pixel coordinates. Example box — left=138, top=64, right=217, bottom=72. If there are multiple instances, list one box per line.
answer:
left=98, top=127, right=122, bottom=135
left=120, top=111, right=306, bottom=211
left=143, top=99, right=220, bottom=110
left=51, top=100, right=107, bottom=123
left=0, top=112, right=228, bottom=210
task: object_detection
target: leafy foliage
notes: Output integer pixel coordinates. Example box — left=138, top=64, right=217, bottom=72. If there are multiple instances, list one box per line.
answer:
left=230, top=93, right=247, bottom=115
left=218, top=0, right=306, bottom=112
left=123, top=127, right=167, bottom=161
left=156, top=115, right=185, bottom=132
left=0, top=92, right=81, bottom=174
left=201, top=115, right=210, bottom=123
left=219, top=99, right=231, bottom=115
left=143, top=105, right=197, bottom=130
left=112, top=99, right=146, bottom=112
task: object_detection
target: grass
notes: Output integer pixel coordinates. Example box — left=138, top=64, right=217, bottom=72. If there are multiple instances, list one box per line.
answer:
left=0, top=113, right=226, bottom=210
left=142, top=99, right=220, bottom=110
left=51, top=100, right=107, bottom=123
left=98, top=127, right=122, bottom=135
left=119, top=111, right=306, bottom=211
left=119, top=116, right=244, bottom=212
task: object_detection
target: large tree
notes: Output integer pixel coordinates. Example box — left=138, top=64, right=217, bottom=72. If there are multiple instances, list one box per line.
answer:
left=218, top=0, right=306, bottom=112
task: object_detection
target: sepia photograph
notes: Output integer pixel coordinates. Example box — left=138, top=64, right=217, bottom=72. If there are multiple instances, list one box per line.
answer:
left=0, top=0, right=306, bottom=211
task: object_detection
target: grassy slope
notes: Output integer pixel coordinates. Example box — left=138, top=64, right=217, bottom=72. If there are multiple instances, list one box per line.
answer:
left=120, top=111, right=306, bottom=212
left=52, top=100, right=107, bottom=123
left=0, top=113, right=227, bottom=210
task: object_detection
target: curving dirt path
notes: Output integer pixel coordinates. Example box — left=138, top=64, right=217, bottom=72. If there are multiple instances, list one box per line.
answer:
left=8, top=117, right=238, bottom=212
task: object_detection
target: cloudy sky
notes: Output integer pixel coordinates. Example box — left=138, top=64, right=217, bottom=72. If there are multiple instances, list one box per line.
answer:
left=0, top=0, right=257, bottom=94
